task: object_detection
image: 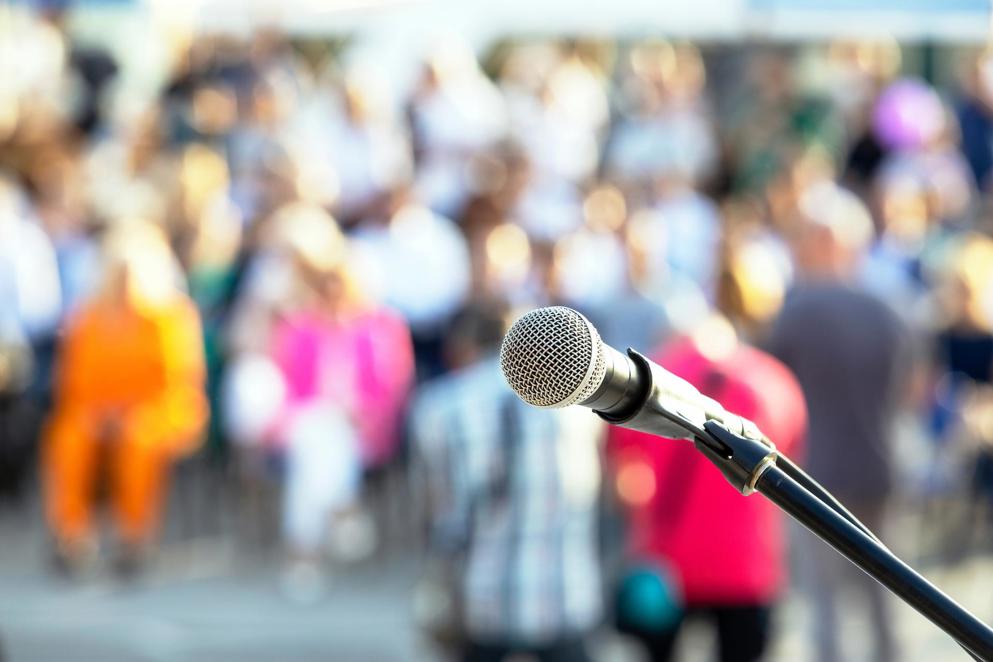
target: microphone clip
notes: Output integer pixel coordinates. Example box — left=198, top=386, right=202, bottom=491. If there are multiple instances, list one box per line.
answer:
left=695, top=420, right=779, bottom=496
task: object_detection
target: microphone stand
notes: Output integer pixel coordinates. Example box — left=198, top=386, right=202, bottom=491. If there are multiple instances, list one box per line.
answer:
left=696, top=421, right=993, bottom=661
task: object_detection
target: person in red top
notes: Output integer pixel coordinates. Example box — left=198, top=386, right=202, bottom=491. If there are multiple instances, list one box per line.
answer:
left=607, top=239, right=806, bottom=662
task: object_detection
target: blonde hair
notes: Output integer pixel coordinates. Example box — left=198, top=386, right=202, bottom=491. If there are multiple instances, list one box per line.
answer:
left=942, top=233, right=993, bottom=330
left=799, top=183, right=875, bottom=252
left=99, top=220, right=182, bottom=307
left=269, top=202, right=364, bottom=308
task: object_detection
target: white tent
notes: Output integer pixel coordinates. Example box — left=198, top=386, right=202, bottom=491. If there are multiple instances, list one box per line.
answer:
left=180, top=0, right=991, bottom=42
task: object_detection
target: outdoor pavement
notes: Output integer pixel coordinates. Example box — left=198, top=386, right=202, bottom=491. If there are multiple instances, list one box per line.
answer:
left=1, top=498, right=990, bottom=662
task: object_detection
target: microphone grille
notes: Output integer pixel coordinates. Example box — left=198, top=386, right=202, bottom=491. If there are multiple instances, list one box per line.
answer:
left=499, top=306, right=607, bottom=408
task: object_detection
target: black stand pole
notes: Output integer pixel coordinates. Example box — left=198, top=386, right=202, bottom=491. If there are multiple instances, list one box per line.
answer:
left=697, top=421, right=993, bottom=661
left=758, top=464, right=992, bottom=660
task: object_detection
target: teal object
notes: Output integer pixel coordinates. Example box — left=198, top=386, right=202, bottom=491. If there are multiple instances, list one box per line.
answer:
left=615, top=564, right=683, bottom=634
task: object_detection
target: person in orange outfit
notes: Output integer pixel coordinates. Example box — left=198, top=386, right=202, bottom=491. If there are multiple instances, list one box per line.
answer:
left=43, top=221, right=208, bottom=576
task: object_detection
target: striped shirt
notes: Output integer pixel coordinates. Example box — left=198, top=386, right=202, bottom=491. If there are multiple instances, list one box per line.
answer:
left=411, top=358, right=604, bottom=643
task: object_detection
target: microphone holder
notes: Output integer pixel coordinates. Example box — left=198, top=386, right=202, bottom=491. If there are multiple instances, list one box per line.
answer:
left=696, top=420, right=993, bottom=662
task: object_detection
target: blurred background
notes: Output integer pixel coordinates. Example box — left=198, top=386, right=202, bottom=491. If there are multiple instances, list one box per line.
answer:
left=4, top=0, right=993, bottom=660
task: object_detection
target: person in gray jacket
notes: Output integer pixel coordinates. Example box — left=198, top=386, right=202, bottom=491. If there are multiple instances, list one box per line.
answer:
left=768, top=183, right=909, bottom=662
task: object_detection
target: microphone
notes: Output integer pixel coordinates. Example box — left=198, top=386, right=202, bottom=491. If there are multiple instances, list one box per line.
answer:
left=500, top=307, right=993, bottom=661
left=499, top=306, right=764, bottom=442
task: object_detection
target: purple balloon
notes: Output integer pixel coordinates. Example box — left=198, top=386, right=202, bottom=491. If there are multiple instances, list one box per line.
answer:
left=872, top=78, right=945, bottom=151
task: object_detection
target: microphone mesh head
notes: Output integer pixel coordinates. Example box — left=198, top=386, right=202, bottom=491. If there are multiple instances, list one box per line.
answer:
left=499, top=306, right=606, bottom=408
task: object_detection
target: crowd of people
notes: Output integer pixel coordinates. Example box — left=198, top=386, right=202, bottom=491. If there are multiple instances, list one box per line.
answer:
left=5, top=4, right=993, bottom=660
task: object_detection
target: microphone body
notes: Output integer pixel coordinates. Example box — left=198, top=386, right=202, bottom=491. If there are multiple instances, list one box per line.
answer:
left=582, top=344, right=762, bottom=442
left=499, top=306, right=763, bottom=443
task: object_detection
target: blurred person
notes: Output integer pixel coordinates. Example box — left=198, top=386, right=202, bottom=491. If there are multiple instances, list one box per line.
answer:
left=871, top=79, right=975, bottom=230
left=408, top=40, right=508, bottom=218
left=43, top=220, right=208, bottom=577
left=160, top=37, right=243, bottom=147
left=27, top=146, right=101, bottom=316
left=613, top=208, right=707, bottom=339
left=763, top=144, right=836, bottom=241
left=0, top=177, right=62, bottom=346
left=652, top=177, right=722, bottom=299
left=412, top=303, right=603, bottom=662
left=843, top=102, right=888, bottom=192
left=930, top=235, right=993, bottom=522
left=606, top=42, right=718, bottom=204
left=268, top=202, right=415, bottom=467
left=825, top=41, right=901, bottom=119
left=172, top=144, right=234, bottom=260
left=513, top=177, right=584, bottom=243
left=580, top=184, right=669, bottom=352
left=586, top=210, right=670, bottom=353
left=957, top=51, right=993, bottom=191
left=719, top=195, right=794, bottom=305
left=508, top=48, right=607, bottom=186
left=499, top=43, right=609, bottom=168
left=716, top=48, right=794, bottom=195
left=498, top=51, right=592, bottom=244
left=258, top=204, right=413, bottom=596
left=324, top=73, right=412, bottom=226
left=67, top=41, right=119, bottom=137
left=84, top=107, right=174, bottom=228
left=352, top=196, right=471, bottom=379
left=0, top=312, right=34, bottom=503
left=768, top=183, right=908, bottom=662
left=603, top=44, right=725, bottom=301
left=860, top=172, right=932, bottom=318
left=859, top=107, right=976, bottom=314
left=931, top=233, right=993, bottom=393
left=0, top=5, right=71, bottom=130
left=226, top=75, right=300, bottom=225
left=817, top=42, right=900, bottom=190
left=552, top=228, right=628, bottom=312
left=185, top=193, right=245, bottom=459
left=497, top=42, right=561, bottom=117
left=619, top=184, right=722, bottom=334
left=458, top=141, right=532, bottom=243
left=224, top=204, right=303, bottom=358
left=471, top=221, right=533, bottom=305
left=0, top=177, right=62, bottom=501
left=714, top=224, right=790, bottom=343
left=245, top=29, right=313, bottom=103
left=607, top=243, right=805, bottom=662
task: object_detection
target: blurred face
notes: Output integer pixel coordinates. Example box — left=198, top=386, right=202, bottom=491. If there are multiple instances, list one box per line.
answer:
left=879, top=184, right=928, bottom=244
left=939, top=274, right=973, bottom=326
left=101, top=226, right=179, bottom=308
left=296, top=258, right=350, bottom=314
left=483, top=222, right=531, bottom=295
left=106, top=259, right=134, bottom=306
left=624, top=216, right=653, bottom=289
left=977, top=54, right=993, bottom=110
left=250, top=83, right=281, bottom=126
left=319, top=270, right=347, bottom=309
left=345, top=86, right=370, bottom=123
left=791, top=223, right=843, bottom=278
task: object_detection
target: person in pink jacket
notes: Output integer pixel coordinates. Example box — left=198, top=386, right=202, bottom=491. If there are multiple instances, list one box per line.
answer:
left=269, top=298, right=413, bottom=469
left=250, top=204, right=414, bottom=599
left=608, top=311, right=806, bottom=662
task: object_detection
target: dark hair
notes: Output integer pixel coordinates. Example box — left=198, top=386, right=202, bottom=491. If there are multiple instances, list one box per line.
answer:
left=448, top=301, right=509, bottom=354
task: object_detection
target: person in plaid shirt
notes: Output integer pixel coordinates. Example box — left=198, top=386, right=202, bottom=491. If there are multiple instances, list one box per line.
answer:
left=412, top=303, right=605, bottom=662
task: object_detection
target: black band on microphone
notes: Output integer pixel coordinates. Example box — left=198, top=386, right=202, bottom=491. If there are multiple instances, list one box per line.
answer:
left=583, top=348, right=648, bottom=421
left=588, top=350, right=701, bottom=440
